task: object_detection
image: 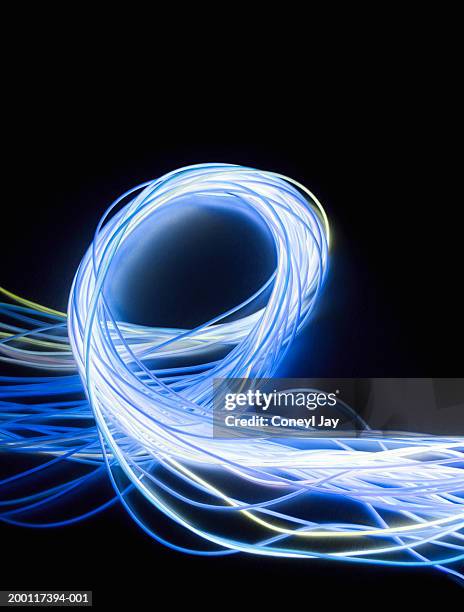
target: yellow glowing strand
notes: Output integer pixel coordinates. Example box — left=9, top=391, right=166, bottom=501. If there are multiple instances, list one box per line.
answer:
left=273, top=173, right=331, bottom=248
left=166, top=456, right=464, bottom=539
left=0, top=286, right=66, bottom=318
left=0, top=331, right=69, bottom=350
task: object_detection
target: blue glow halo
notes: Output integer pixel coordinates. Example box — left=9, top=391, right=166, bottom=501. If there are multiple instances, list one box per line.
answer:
left=68, top=163, right=329, bottom=465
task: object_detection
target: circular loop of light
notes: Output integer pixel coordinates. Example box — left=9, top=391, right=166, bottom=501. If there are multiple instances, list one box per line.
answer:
left=68, top=163, right=329, bottom=469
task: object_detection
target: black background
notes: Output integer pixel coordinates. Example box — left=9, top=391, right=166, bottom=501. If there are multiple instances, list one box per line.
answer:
left=1, top=103, right=462, bottom=607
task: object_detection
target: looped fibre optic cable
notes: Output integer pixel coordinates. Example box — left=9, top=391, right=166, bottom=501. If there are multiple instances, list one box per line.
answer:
left=0, top=164, right=463, bottom=583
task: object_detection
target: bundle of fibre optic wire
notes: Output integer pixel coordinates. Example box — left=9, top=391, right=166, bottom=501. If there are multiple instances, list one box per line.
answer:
left=0, top=164, right=463, bottom=582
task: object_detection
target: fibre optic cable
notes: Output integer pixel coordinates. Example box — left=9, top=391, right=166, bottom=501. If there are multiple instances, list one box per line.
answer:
left=0, top=164, right=463, bottom=583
